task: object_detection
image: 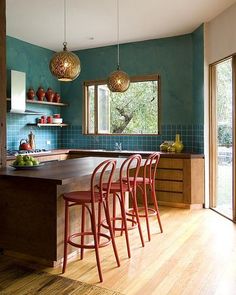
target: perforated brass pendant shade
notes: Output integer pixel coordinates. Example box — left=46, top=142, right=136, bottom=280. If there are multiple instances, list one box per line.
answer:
left=49, top=42, right=81, bottom=82
left=107, top=68, right=130, bottom=92
left=107, top=0, right=130, bottom=92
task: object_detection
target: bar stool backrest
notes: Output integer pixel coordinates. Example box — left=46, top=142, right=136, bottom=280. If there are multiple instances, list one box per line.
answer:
left=91, top=159, right=117, bottom=203
left=143, top=152, right=160, bottom=184
left=119, top=154, right=142, bottom=193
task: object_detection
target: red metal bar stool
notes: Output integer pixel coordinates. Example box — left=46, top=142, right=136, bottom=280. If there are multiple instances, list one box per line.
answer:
left=126, top=152, right=163, bottom=241
left=102, top=154, right=145, bottom=259
left=62, top=159, right=120, bottom=282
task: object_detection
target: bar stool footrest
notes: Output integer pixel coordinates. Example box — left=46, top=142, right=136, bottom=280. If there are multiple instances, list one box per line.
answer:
left=126, top=206, right=157, bottom=218
left=101, top=216, right=138, bottom=231
left=68, top=232, right=111, bottom=249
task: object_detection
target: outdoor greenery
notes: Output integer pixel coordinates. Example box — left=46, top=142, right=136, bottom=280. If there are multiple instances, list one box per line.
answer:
left=110, top=81, right=158, bottom=134
left=86, top=78, right=159, bottom=134
left=218, top=124, right=232, bottom=146
left=216, top=59, right=232, bottom=146
left=215, top=59, right=233, bottom=213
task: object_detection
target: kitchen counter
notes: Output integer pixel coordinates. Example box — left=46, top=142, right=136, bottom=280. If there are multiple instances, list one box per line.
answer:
left=6, top=148, right=204, bottom=162
left=68, top=149, right=204, bottom=159
left=0, top=156, right=138, bottom=266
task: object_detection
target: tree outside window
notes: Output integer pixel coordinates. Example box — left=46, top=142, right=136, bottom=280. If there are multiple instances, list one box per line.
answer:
left=84, top=74, right=160, bottom=135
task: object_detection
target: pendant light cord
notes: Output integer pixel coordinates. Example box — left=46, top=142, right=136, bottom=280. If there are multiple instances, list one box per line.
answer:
left=63, top=0, right=67, bottom=49
left=117, top=0, right=120, bottom=70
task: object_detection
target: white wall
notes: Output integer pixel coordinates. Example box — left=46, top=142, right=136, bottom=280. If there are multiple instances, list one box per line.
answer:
left=206, top=3, right=236, bottom=64
left=204, top=3, right=236, bottom=208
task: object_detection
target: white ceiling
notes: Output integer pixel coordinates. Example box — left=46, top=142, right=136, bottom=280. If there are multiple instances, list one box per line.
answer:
left=6, top=0, right=236, bottom=52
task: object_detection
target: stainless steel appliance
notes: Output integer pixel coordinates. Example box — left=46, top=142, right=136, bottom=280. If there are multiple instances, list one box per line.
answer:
left=7, top=149, right=51, bottom=156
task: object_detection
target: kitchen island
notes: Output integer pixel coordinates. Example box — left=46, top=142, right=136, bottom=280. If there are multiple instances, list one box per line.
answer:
left=0, top=156, right=130, bottom=266
left=6, top=150, right=205, bottom=209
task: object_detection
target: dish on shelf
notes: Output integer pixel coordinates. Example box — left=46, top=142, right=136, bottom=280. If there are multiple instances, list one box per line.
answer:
left=10, top=163, right=45, bottom=170
left=52, top=118, right=63, bottom=124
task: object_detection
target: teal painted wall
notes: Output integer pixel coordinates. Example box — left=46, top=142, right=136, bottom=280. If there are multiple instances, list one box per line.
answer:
left=6, top=25, right=204, bottom=152
left=6, top=36, right=62, bottom=150
left=61, top=26, right=204, bottom=152
left=192, top=24, right=204, bottom=124
left=6, top=36, right=60, bottom=95
left=62, top=34, right=194, bottom=125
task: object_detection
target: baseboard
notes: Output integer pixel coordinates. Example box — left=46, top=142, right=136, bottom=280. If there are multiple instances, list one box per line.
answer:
left=158, top=201, right=203, bottom=209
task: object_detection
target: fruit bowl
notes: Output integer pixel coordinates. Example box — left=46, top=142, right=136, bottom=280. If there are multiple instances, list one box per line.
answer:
left=11, top=155, right=43, bottom=169
left=10, top=163, right=45, bottom=170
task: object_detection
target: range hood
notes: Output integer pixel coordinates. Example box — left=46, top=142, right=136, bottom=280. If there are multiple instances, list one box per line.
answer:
left=10, top=70, right=42, bottom=115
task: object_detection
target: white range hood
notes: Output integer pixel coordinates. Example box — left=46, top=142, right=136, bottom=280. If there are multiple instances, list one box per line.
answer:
left=10, top=70, right=41, bottom=115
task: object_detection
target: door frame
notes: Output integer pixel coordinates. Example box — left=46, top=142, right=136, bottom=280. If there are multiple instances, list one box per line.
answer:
left=0, top=0, right=6, bottom=168
left=209, top=54, right=236, bottom=222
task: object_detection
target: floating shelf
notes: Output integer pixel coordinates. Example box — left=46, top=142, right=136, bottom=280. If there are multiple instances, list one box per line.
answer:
left=26, top=99, right=68, bottom=107
left=7, top=98, right=68, bottom=107
left=27, top=123, right=69, bottom=127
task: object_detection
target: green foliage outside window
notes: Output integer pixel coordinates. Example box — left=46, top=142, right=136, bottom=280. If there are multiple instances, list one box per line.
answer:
left=84, top=75, right=160, bottom=135
left=110, top=81, right=158, bottom=134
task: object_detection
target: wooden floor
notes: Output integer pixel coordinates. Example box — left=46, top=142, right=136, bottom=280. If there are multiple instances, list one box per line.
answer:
left=2, top=207, right=236, bottom=295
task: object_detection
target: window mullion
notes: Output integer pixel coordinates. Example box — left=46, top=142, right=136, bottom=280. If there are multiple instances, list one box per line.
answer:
left=94, top=85, right=98, bottom=134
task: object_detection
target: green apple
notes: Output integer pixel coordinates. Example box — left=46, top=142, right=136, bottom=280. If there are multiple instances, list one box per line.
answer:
left=23, top=155, right=31, bottom=162
left=16, top=155, right=23, bottom=162
left=32, top=159, right=39, bottom=165
left=17, top=161, right=25, bottom=166
left=25, top=160, right=33, bottom=166
left=28, top=156, right=34, bottom=161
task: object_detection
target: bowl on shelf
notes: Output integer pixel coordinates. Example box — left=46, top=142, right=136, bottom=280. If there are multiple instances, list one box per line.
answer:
left=52, top=118, right=63, bottom=124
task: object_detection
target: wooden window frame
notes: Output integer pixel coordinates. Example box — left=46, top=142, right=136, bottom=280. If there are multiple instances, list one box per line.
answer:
left=83, top=74, right=161, bottom=136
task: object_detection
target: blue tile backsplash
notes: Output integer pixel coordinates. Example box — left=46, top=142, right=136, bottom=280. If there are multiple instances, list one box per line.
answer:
left=7, top=117, right=204, bottom=154
left=7, top=112, right=61, bottom=151
left=60, top=124, right=204, bottom=154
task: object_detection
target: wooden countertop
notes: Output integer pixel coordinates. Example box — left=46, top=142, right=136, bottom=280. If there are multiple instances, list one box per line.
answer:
left=68, top=149, right=204, bottom=159
left=6, top=148, right=204, bottom=161
left=0, top=156, right=132, bottom=185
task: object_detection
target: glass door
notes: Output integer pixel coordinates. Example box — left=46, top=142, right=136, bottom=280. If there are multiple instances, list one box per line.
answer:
left=209, top=57, right=235, bottom=221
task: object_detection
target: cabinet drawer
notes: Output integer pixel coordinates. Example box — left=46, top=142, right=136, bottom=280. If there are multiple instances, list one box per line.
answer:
left=156, top=169, right=183, bottom=181
left=156, top=180, right=183, bottom=192
left=156, top=191, right=184, bottom=203
left=158, top=158, right=183, bottom=169
left=37, top=154, right=68, bottom=162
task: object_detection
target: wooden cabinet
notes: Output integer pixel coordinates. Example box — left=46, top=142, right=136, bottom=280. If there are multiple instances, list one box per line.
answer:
left=35, top=153, right=69, bottom=163
left=69, top=150, right=205, bottom=209
left=155, top=157, right=204, bottom=209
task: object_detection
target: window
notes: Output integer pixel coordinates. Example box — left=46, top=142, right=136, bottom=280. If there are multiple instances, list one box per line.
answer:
left=83, top=74, right=160, bottom=135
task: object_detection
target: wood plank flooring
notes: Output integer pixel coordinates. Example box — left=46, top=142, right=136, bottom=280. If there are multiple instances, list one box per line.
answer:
left=1, top=207, right=236, bottom=295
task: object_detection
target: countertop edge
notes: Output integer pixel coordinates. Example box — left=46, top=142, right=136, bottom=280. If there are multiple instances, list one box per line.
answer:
left=7, top=148, right=204, bottom=161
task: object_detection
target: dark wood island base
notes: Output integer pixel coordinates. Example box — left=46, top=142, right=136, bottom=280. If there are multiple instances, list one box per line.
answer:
left=0, top=157, right=127, bottom=266
left=1, top=152, right=205, bottom=266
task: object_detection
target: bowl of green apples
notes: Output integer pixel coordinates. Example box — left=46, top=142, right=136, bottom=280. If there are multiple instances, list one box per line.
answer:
left=11, top=155, right=44, bottom=169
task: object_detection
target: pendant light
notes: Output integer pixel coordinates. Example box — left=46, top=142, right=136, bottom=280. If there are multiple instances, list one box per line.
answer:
left=107, top=0, right=130, bottom=92
left=49, top=0, right=81, bottom=82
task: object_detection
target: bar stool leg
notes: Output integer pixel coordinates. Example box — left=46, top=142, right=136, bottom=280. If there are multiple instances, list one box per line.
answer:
left=112, top=193, right=116, bottom=234
left=151, top=186, right=163, bottom=233
left=131, top=190, right=145, bottom=247
left=141, top=184, right=151, bottom=241
left=97, top=202, right=102, bottom=245
left=120, top=192, right=131, bottom=258
left=62, top=200, right=69, bottom=273
left=80, top=204, right=85, bottom=260
left=91, top=203, right=103, bottom=282
left=104, top=199, right=120, bottom=267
